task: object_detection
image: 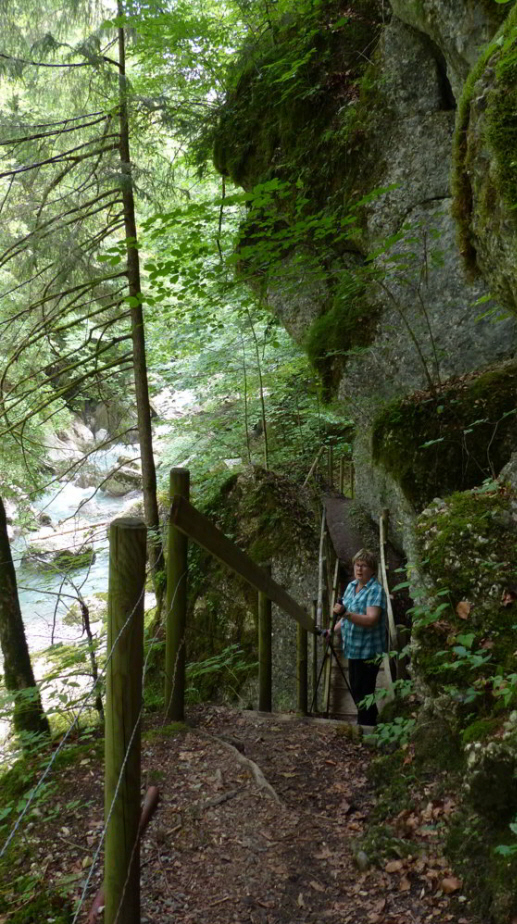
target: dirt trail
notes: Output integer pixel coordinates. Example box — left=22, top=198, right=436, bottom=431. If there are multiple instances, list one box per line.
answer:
left=13, top=706, right=476, bottom=923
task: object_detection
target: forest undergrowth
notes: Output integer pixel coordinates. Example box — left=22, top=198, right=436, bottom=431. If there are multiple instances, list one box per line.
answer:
left=0, top=705, right=480, bottom=924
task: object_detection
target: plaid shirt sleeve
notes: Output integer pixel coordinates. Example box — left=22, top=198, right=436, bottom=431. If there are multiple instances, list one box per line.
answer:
left=366, top=581, right=385, bottom=611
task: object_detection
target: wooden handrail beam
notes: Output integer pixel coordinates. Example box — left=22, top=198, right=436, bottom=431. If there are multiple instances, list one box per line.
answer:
left=170, top=495, right=315, bottom=633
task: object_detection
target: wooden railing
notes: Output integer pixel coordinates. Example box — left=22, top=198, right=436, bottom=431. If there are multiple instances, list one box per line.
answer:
left=101, top=466, right=400, bottom=921
left=166, top=468, right=316, bottom=725
left=303, top=446, right=354, bottom=497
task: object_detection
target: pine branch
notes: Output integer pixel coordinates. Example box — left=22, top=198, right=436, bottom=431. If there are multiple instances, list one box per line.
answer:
left=0, top=51, right=119, bottom=70
left=0, top=272, right=126, bottom=330
left=0, top=190, right=121, bottom=270
left=0, top=353, right=133, bottom=438
left=3, top=334, right=132, bottom=415
left=0, top=140, right=119, bottom=179
left=0, top=114, right=109, bottom=147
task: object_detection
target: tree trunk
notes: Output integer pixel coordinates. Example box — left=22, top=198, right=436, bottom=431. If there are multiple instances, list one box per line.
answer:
left=0, top=498, right=50, bottom=739
left=118, top=15, right=165, bottom=615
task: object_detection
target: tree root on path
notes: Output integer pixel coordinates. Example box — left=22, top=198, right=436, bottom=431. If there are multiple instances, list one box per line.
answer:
left=196, top=731, right=282, bottom=804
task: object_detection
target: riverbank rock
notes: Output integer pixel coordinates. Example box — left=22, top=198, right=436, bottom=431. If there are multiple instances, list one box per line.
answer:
left=20, top=522, right=100, bottom=573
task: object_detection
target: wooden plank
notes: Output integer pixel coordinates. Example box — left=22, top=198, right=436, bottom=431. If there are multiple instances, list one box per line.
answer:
left=297, top=624, right=308, bottom=715
left=324, top=558, right=340, bottom=715
left=302, top=446, right=325, bottom=488
left=170, top=495, right=315, bottom=632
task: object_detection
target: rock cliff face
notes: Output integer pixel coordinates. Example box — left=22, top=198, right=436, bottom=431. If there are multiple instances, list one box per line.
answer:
left=214, top=0, right=517, bottom=551
left=213, top=8, right=517, bottom=916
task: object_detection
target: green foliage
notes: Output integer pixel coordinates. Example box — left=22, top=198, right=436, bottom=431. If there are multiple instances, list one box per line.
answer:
left=186, top=644, right=257, bottom=703
left=372, top=361, right=517, bottom=508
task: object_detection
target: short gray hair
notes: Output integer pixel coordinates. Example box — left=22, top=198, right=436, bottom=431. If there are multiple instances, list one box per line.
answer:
left=352, top=548, right=377, bottom=571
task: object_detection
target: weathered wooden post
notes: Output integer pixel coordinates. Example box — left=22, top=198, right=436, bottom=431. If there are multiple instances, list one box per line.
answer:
left=105, top=517, right=146, bottom=924
left=165, top=467, right=190, bottom=721
left=312, top=600, right=318, bottom=711
left=339, top=457, right=345, bottom=495
left=297, top=623, right=308, bottom=715
left=258, top=564, right=272, bottom=712
left=328, top=446, right=334, bottom=486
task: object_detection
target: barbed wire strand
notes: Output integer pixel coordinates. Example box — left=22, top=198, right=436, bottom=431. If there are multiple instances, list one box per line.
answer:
left=0, top=571, right=150, bottom=859
left=72, top=571, right=186, bottom=922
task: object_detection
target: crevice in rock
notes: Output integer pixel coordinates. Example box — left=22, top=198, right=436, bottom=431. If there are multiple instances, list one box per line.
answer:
left=435, top=49, right=456, bottom=112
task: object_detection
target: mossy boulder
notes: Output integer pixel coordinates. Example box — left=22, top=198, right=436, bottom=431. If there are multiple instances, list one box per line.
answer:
left=212, top=1, right=389, bottom=394
left=213, top=0, right=384, bottom=199
left=412, top=481, right=517, bottom=701
left=372, top=361, right=517, bottom=509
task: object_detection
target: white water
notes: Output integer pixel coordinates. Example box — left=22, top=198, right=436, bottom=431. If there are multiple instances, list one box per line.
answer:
left=12, top=443, right=139, bottom=653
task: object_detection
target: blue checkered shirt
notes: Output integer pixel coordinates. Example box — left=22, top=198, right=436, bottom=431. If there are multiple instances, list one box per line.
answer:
left=340, top=576, right=387, bottom=660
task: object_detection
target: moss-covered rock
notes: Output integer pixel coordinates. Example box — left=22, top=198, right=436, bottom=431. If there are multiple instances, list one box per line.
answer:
left=371, top=361, right=517, bottom=509
left=412, top=480, right=517, bottom=703
left=452, top=4, right=517, bottom=307
left=446, top=803, right=517, bottom=924
left=214, top=0, right=384, bottom=200
left=305, top=278, right=381, bottom=396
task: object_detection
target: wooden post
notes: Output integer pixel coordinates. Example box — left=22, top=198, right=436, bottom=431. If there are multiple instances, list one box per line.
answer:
left=339, top=458, right=345, bottom=495
left=258, top=565, right=272, bottom=712
left=379, top=508, right=397, bottom=652
left=328, top=446, right=333, bottom=486
left=105, top=517, right=146, bottom=924
left=311, top=600, right=318, bottom=711
left=324, top=558, right=340, bottom=715
left=165, top=468, right=190, bottom=721
left=297, top=623, right=308, bottom=715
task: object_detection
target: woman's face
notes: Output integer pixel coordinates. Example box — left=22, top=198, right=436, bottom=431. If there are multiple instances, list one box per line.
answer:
left=354, top=559, right=374, bottom=585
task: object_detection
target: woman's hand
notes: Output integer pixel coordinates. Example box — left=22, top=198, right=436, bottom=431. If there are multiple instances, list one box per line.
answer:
left=333, top=602, right=345, bottom=616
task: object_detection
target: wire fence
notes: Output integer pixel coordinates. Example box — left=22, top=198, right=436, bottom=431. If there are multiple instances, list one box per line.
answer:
left=0, top=461, right=348, bottom=922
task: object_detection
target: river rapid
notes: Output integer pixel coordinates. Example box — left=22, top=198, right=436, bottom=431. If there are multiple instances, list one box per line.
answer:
left=13, top=441, right=140, bottom=653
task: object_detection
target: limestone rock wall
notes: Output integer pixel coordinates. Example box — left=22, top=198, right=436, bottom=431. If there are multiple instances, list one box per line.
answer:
left=213, top=0, right=517, bottom=552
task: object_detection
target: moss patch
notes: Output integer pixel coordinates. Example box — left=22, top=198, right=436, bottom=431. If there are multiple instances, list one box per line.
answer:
left=212, top=0, right=389, bottom=393
left=411, top=480, right=517, bottom=708
left=305, top=279, right=380, bottom=395
left=214, top=0, right=384, bottom=198
left=446, top=806, right=517, bottom=924
left=452, top=4, right=517, bottom=275
left=372, top=361, right=517, bottom=509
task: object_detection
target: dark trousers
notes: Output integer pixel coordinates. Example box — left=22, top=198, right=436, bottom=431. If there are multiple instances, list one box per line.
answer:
left=348, top=658, right=380, bottom=726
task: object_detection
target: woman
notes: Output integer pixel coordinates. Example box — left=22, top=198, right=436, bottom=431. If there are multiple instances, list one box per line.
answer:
left=331, top=548, right=387, bottom=726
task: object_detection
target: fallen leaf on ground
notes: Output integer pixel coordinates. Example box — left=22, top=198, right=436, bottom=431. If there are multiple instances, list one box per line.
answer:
left=456, top=601, right=471, bottom=620
left=385, top=860, right=404, bottom=873
left=441, top=877, right=462, bottom=894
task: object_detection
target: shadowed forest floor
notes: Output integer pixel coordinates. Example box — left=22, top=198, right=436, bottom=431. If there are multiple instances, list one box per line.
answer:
left=7, top=706, right=478, bottom=924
